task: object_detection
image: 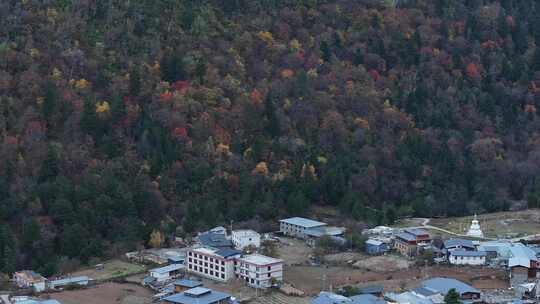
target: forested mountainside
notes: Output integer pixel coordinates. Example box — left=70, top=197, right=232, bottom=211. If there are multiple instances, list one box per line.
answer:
left=1, top=0, right=540, bottom=275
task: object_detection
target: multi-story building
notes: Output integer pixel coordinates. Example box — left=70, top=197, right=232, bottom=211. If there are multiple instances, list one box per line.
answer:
left=186, top=247, right=241, bottom=282
left=279, top=217, right=326, bottom=239
left=235, top=254, right=283, bottom=289
left=394, top=228, right=431, bottom=257
left=231, top=230, right=261, bottom=250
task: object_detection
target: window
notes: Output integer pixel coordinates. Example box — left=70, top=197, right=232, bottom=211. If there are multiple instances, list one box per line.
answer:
left=221, top=261, right=225, bottom=265
left=221, top=274, right=225, bottom=279
left=268, top=266, right=271, bottom=271
left=268, top=273, right=271, bottom=278
left=221, top=267, right=225, bottom=272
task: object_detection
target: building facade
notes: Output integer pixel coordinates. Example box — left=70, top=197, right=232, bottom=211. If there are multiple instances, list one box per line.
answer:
left=365, top=239, right=389, bottom=255
left=186, top=247, right=241, bottom=282
left=13, top=271, right=47, bottom=292
left=231, top=230, right=261, bottom=250
left=449, top=251, right=486, bottom=265
left=394, top=229, right=431, bottom=257
left=279, top=217, right=326, bottom=239
left=149, top=264, right=185, bottom=282
left=162, top=287, right=231, bottom=304
left=235, top=254, right=283, bottom=288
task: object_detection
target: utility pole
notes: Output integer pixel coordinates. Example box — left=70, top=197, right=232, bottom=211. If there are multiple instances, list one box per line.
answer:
left=230, top=220, right=234, bottom=234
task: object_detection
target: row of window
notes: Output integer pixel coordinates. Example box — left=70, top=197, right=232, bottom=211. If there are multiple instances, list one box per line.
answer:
left=188, top=252, right=226, bottom=265
left=188, top=258, right=226, bottom=272
left=237, top=270, right=272, bottom=278
left=188, top=264, right=226, bottom=280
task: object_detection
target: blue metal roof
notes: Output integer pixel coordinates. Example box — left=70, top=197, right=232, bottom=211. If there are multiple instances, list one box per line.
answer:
left=174, top=279, right=202, bottom=288
left=162, top=287, right=231, bottom=304
left=421, top=277, right=480, bottom=296
left=280, top=217, right=327, bottom=228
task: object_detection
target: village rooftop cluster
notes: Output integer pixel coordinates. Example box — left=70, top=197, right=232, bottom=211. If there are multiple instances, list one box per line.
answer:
left=3, top=216, right=540, bottom=304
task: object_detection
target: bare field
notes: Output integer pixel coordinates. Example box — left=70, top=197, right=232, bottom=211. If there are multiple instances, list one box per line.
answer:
left=71, top=259, right=146, bottom=281
left=285, top=260, right=507, bottom=295
left=48, top=282, right=152, bottom=304
left=430, top=210, right=540, bottom=239
left=276, top=237, right=313, bottom=265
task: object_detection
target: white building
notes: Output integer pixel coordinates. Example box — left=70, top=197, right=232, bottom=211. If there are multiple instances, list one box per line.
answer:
left=13, top=271, right=47, bottom=293
left=449, top=250, right=487, bottom=265
left=186, top=247, right=241, bottom=282
left=231, top=230, right=261, bottom=250
left=149, top=264, right=185, bottom=282
left=279, top=217, right=326, bottom=239
left=235, top=254, right=283, bottom=289
left=466, top=215, right=484, bottom=238
left=48, top=276, right=90, bottom=289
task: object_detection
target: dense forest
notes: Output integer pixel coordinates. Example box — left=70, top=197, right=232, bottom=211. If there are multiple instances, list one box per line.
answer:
left=1, top=0, right=540, bottom=275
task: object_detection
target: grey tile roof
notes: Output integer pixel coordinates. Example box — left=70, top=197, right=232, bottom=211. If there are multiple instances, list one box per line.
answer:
left=280, top=217, right=327, bottom=228
left=358, top=285, right=384, bottom=294
left=404, top=228, right=430, bottom=236
left=215, top=248, right=242, bottom=258
left=413, top=287, right=440, bottom=297
left=349, top=294, right=386, bottom=304
left=444, top=239, right=475, bottom=249
left=198, top=233, right=233, bottom=248
left=48, top=276, right=89, bottom=288
left=421, top=277, right=480, bottom=296
left=366, top=239, right=384, bottom=246
left=149, top=263, right=185, bottom=274
left=396, top=232, right=416, bottom=242
left=450, top=250, right=486, bottom=257
left=163, top=287, right=231, bottom=304
left=174, top=279, right=202, bottom=288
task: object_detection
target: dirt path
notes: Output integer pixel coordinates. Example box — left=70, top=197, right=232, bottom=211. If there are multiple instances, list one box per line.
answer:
left=405, top=218, right=496, bottom=240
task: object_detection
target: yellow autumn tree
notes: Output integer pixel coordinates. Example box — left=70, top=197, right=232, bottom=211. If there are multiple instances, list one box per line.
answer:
left=290, top=39, right=302, bottom=51
left=95, top=101, right=110, bottom=114
left=148, top=230, right=164, bottom=248
left=74, top=78, right=90, bottom=90
left=252, top=162, right=269, bottom=175
left=258, top=31, right=274, bottom=46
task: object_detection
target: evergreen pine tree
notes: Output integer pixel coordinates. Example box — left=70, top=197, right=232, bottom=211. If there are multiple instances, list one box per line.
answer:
left=320, top=41, right=331, bottom=62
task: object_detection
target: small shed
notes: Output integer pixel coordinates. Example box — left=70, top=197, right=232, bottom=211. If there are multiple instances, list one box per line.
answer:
left=365, top=239, right=388, bottom=255
left=174, top=279, right=203, bottom=293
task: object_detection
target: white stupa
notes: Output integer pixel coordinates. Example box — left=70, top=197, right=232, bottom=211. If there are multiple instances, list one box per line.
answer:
left=466, top=214, right=484, bottom=238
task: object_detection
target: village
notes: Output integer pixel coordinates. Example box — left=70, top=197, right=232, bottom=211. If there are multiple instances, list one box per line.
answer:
left=2, top=213, right=540, bottom=304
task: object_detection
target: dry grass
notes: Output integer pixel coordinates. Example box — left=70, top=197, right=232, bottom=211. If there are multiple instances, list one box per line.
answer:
left=430, top=210, right=540, bottom=239
left=70, top=259, right=146, bottom=281
left=48, top=282, right=152, bottom=304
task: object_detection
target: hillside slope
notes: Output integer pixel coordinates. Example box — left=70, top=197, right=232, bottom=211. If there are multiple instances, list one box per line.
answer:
left=1, top=0, right=540, bottom=274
